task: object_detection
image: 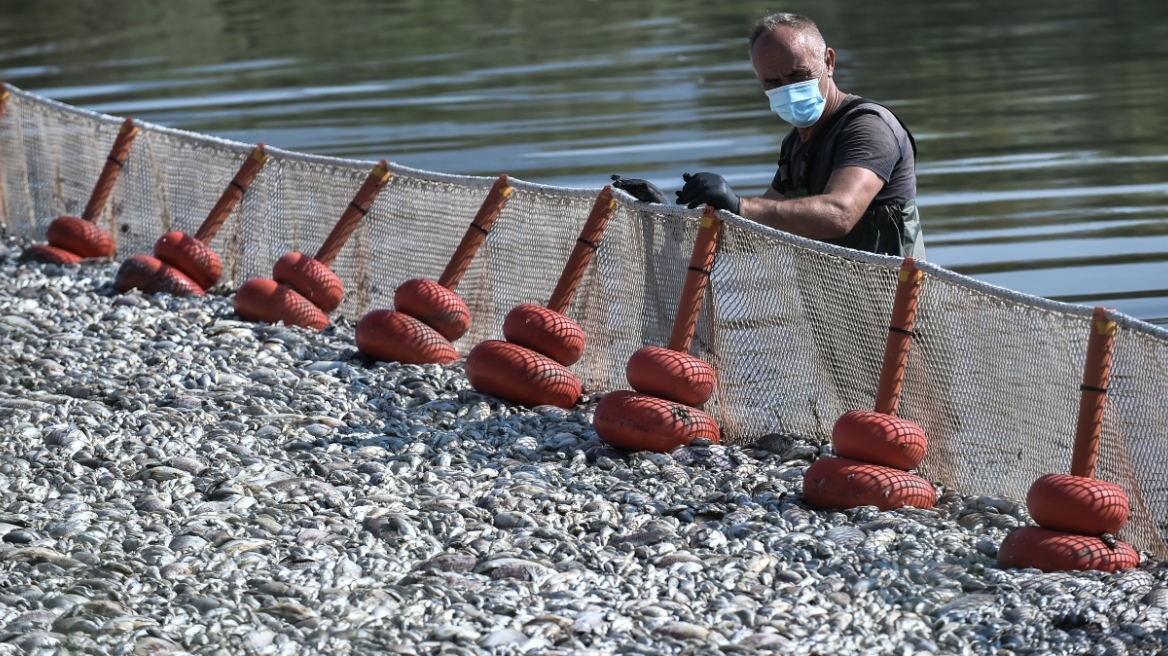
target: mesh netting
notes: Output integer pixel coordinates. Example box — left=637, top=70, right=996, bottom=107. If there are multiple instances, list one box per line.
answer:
left=3, top=84, right=1168, bottom=556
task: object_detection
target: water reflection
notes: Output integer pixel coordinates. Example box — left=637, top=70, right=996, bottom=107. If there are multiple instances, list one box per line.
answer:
left=0, top=0, right=1166, bottom=320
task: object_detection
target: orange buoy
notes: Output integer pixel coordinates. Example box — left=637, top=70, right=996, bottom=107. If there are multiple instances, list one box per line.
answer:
left=593, top=390, right=720, bottom=451
left=831, top=410, right=927, bottom=471
left=998, top=526, right=1138, bottom=573
left=466, top=340, right=582, bottom=407
left=595, top=206, right=722, bottom=451
left=272, top=251, right=344, bottom=313
left=115, top=144, right=269, bottom=297
left=20, top=244, right=84, bottom=266
left=234, top=160, right=391, bottom=328
left=356, top=174, right=513, bottom=363
left=22, top=117, right=138, bottom=264
left=1001, top=308, right=1135, bottom=572
left=153, top=231, right=222, bottom=290
left=46, top=215, right=114, bottom=259
left=798, top=258, right=935, bottom=511
left=1027, top=473, right=1129, bottom=536
left=233, top=278, right=328, bottom=330
left=464, top=187, right=617, bottom=408
left=394, top=278, right=472, bottom=342
left=501, top=303, right=586, bottom=367
left=355, top=310, right=459, bottom=365
left=115, top=254, right=204, bottom=297
left=625, top=345, right=716, bottom=406
left=802, top=457, right=937, bottom=511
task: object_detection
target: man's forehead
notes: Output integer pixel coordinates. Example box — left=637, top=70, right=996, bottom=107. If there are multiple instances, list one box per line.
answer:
left=752, top=26, right=821, bottom=62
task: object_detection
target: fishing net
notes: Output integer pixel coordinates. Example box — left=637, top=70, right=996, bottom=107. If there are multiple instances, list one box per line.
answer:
left=3, top=84, right=1167, bottom=555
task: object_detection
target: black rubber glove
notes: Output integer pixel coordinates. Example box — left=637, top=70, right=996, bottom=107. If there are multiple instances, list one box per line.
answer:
left=675, top=172, right=741, bottom=214
left=610, top=175, right=668, bottom=204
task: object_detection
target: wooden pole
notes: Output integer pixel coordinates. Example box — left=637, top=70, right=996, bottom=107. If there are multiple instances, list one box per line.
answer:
left=81, top=117, right=138, bottom=222
left=312, top=160, right=391, bottom=267
left=874, top=258, right=924, bottom=416
left=667, top=206, right=722, bottom=353
left=1070, top=306, right=1116, bottom=479
left=194, top=144, right=270, bottom=243
left=437, top=174, right=512, bottom=290
left=546, top=185, right=616, bottom=314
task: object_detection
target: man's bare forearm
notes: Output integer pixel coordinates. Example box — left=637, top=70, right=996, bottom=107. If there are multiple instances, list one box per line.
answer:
left=738, top=195, right=856, bottom=240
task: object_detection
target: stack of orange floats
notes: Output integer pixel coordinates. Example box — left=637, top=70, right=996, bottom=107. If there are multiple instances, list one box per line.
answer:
left=592, top=207, right=722, bottom=451
left=464, top=186, right=617, bottom=408
left=356, top=175, right=512, bottom=365
left=233, top=160, right=391, bottom=329
left=21, top=117, right=138, bottom=265
left=115, top=144, right=269, bottom=297
left=998, top=307, right=1138, bottom=572
left=803, top=258, right=937, bottom=511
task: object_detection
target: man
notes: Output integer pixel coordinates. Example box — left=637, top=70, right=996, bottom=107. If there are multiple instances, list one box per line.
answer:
left=615, top=12, right=924, bottom=258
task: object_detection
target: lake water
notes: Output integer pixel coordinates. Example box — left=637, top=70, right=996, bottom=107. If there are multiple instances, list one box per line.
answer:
left=1, top=0, right=1166, bottom=321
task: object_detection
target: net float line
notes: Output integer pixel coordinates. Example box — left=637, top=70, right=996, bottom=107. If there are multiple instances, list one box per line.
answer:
left=356, top=175, right=514, bottom=364
left=21, top=117, right=139, bottom=265
left=804, top=258, right=935, bottom=512
left=465, top=187, right=617, bottom=408
left=115, top=144, right=270, bottom=296
left=999, top=307, right=1137, bottom=572
left=594, top=207, right=722, bottom=452
left=234, top=160, right=391, bottom=329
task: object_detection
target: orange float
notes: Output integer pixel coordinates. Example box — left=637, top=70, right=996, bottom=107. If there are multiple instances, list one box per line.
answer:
left=832, top=409, right=927, bottom=471
left=116, top=144, right=269, bottom=296
left=394, top=278, right=471, bottom=342
left=466, top=340, right=583, bottom=408
left=355, top=174, right=513, bottom=363
left=803, top=457, right=937, bottom=512
left=355, top=310, right=459, bottom=365
left=998, top=307, right=1138, bottom=572
left=593, top=206, right=723, bottom=451
left=998, top=527, right=1138, bottom=573
left=234, top=160, right=391, bottom=329
left=22, top=117, right=138, bottom=264
left=802, top=258, right=936, bottom=511
left=464, top=187, right=617, bottom=407
left=625, top=345, right=716, bottom=406
left=116, top=255, right=204, bottom=298
left=593, top=390, right=720, bottom=452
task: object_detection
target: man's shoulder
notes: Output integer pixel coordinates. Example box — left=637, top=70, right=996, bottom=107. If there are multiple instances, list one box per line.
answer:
left=839, top=98, right=908, bottom=137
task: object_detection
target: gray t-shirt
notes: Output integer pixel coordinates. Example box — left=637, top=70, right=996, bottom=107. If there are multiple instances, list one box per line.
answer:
left=770, top=96, right=916, bottom=207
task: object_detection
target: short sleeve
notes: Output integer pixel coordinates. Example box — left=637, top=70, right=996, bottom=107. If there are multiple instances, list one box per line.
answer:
left=831, top=113, right=902, bottom=184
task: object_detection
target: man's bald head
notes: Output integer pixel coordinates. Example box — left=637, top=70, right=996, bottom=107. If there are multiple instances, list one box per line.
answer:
left=749, top=13, right=826, bottom=62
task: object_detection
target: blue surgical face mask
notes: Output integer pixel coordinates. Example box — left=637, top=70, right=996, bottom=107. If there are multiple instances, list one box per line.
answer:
left=766, top=79, right=826, bottom=128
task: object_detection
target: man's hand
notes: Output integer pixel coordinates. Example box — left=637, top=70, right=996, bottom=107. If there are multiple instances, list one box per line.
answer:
left=675, top=172, right=741, bottom=214
left=611, top=175, right=668, bottom=204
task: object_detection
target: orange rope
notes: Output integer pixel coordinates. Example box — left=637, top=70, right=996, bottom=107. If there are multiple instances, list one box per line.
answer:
left=874, top=258, right=924, bottom=416
left=313, top=160, right=392, bottom=267
left=194, top=144, right=269, bottom=243
left=1071, top=306, right=1116, bottom=479
left=667, top=206, right=722, bottom=353
left=438, top=174, right=512, bottom=290
left=81, top=117, right=138, bottom=222
left=546, top=186, right=616, bottom=315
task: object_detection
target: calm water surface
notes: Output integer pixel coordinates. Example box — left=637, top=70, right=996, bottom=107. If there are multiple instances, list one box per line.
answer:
left=2, top=0, right=1166, bottom=321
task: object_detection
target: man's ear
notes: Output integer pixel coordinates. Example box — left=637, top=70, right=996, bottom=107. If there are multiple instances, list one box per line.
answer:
left=824, top=47, right=836, bottom=78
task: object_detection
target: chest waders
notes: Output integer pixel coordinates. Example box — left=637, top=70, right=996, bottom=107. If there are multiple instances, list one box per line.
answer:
left=776, top=97, right=925, bottom=259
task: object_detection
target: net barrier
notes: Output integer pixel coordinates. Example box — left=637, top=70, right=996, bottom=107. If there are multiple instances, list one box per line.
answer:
left=2, top=83, right=1168, bottom=556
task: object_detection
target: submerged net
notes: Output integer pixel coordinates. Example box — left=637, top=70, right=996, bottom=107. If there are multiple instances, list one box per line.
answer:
left=3, top=84, right=1168, bottom=556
